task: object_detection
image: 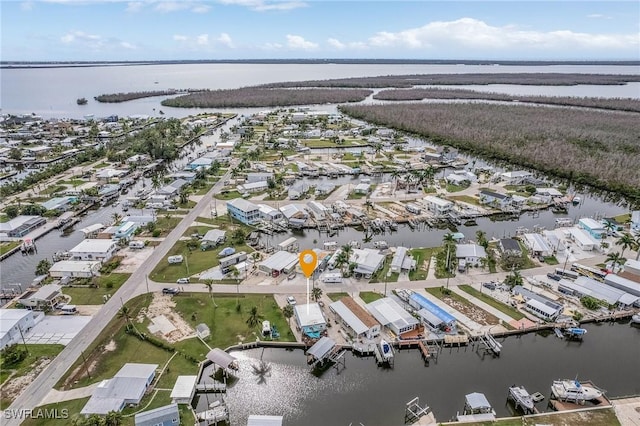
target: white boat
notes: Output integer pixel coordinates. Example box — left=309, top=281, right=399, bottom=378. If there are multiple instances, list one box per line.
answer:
left=197, top=400, right=229, bottom=425
left=373, top=240, right=388, bottom=249
left=508, top=385, right=535, bottom=412
left=631, top=314, right=640, bottom=324
left=379, top=339, right=394, bottom=360
left=551, top=379, right=603, bottom=402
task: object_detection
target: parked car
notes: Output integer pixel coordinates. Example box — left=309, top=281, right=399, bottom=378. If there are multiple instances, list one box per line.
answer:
left=176, top=278, right=190, bottom=284
left=162, top=288, right=180, bottom=295
left=286, top=296, right=296, bottom=306
left=482, top=282, right=496, bottom=290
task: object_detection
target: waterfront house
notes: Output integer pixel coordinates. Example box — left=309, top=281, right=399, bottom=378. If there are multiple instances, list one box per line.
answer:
left=631, top=211, right=640, bottom=233
left=114, top=221, right=139, bottom=240
left=522, top=233, right=553, bottom=257
left=605, top=272, right=640, bottom=300
left=294, top=303, right=326, bottom=339
left=353, top=183, right=370, bottom=195
left=535, top=187, right=563, bottom=203
left=390, top=247, right=416, bottom=274
left=512, top=286, right=563, bottom=321
left=99, top=184, right=120, bottom=199
left=288, top=182, right=308, bottom=200
left=350, top=248, right=385, bottom=278
left=445, top=172, right=472, bottom=186
left=0, top=215, right=46, bottom=238
left=307, top=201, right=331, bottom=220
left=122, top=215, right=156, bottom=226
left=170, top=375, right=197, bottom=405
left=622, top=259, right=640, bottom=279
left=134, top=403, right=180, bottom=426
left=405, top=202, right=422, bottom=215
left=578, top=218, right=606, bottom=240
left=558, top=277, right=639, bottom=309
left=422, top=196, right=453, bottom=216
left=40, top=196, right=76, bottom=213
left=315, top=182, right=336, bottom=197
left=366, top=297, right=419, bottom=336
left=499, top=170, right=533, bottom=185
left=258, top=251, right=298, bottom=277
left=478, top=190, right=512, bottom=210
left=49, top=260, right=101, bottom=278
left=186, top=157, right=213, bottom=170
left=0, top=309, right=38, bottom=350
left=81, top=363, right=158, bottom=415
left=499, top=239, right=522, bottom=256
left=455, top=244, right=487, bottom=268
left=257, top=204, right=283, bottom=222
left=436, top=146, right=458, bottom=162
left=279, top=204, right=308, bottom=228
left=409, top=292, right=457, bottom=333
left=567, top=228, right=597, bottom=251
left=330, top=296, right=381, bottom=340
left=19, top=284, right=64, bottom=311
left=95, top=168, right=127, bottom=183
left=69, top=239, right=119, bottom=262
left=246, top=172, right=273, bottom=183
left=226, top=198, right=260, bottom=225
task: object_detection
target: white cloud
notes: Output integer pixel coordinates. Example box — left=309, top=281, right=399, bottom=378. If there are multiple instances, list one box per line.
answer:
left=327, top=37, right=367, bottom=51
left=286, top=34, right=317, bottom=50
left=262, top=42, right=283, bottom=50
left=327, top=38, right=345, bottom=50
left=154, top=1, right=210, bottom=13
left=173, top=34, right=188, bottom=41
left=125, top=2, right=144, bottom=12
left=196, top=34, right=209, bottom=45
left=362, top=18, right=638, bottom=51
left=217, top=33, right=234, bottom=48
left=120, top=41, right=137, bottom=49
left=587, top=14, right=612, bottom=19
left=217, top=0, right=307, bottom=12
left=60, top=30, right=136, bottom=52
left=191, top=4, right=210, bottom=13
left=21, top=1, right=34, bottom=11
left=61, top=31, right=101, bottom=44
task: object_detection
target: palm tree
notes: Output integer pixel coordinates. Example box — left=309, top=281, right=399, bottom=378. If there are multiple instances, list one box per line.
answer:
left=311, top=287, right=323, bottom=302
left=282, top=305, right=294, bottom=326
left=442, top=232, right=456, bottom=246
left=475, top=230, right=488, bottom=249
left=111, top=212, right=122, bottom=225
left=603, top=221, right=616, bottom=236
left=606, top=251, right=626, bottom=272
left=246, top=306, right=262, bottom=329
left=633, top=233, right=640, bottom=261
left=616, top=232, right=635, bottom=257
left=202, top=278, right=217, bottom=308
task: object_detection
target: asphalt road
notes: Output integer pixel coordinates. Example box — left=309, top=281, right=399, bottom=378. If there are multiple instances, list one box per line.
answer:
left=5, top=168, right=232, bottom=425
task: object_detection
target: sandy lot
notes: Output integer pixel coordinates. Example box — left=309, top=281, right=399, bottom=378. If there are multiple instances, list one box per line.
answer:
left=114, top=246, right=156, bottom=273
left=138, top=293, right=195, bottom=343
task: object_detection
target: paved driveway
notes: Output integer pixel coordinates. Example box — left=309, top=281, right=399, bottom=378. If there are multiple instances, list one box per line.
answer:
left=25, top=315, right=92, bottom=345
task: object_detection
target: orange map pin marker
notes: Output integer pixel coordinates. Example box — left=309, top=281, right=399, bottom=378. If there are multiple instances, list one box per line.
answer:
left=299, top=250, right=318, bottom=278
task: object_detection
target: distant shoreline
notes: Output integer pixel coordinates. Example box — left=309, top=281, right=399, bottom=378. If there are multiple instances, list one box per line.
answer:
left=2, top=59, right=640, bottom=69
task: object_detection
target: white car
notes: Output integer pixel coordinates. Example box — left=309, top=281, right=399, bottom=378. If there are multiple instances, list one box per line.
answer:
left=176, top=277, right=190, bottom=284
left=286, top=296, right=296, bottom=306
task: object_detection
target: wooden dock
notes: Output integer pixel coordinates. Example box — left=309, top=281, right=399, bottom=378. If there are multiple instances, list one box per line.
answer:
left=196, top=382, right=226, bottom=393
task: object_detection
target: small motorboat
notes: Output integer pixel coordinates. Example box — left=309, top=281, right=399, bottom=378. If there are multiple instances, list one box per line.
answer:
left=379, top=339, right=394, bottom=360
left=508, top=385, right=535, bottom=413
left=563, top=327, right=588, bottom=339
left=631, top=314, right=640, bottom=325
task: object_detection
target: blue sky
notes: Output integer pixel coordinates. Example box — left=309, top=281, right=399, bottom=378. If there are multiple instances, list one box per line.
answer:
left=1, top=1, right=639, bottom=61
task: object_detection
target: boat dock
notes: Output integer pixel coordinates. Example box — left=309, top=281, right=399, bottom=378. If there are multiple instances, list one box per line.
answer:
left=476, top=333, right=502, bottom=356
left=195, top=382, right=227, bottom=393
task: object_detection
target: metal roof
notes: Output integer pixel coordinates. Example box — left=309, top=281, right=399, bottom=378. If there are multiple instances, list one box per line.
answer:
left=206, top=348, right=237, bottom=369
left=367, top=298, right=419, bottom=331
left=465, top=392, right=491, bottom=410
left=409, top=292, right=456, bottom=325
left=330, top=300, right=369, bottom=335
left=116, top=363, right=158, bottom=379
left=294, top=303, right=325, bottom=327
left=259, top=251, right=298, bottom=272
left=170, top=375, right=197, bottom=400
left=134, top=403, right=179, bottom=425
left=247, top=415, right=284, bottom=426
left=306, top=336, right=336, bottom=359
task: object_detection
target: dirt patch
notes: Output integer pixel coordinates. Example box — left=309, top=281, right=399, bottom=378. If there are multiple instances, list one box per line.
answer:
left=1, top=358, right=52, bottom=403
left=104, top=339, right=116, bottom=352
left=441, top=296, right=499, bottom=326
left=140, top=293, right=195, bottom=343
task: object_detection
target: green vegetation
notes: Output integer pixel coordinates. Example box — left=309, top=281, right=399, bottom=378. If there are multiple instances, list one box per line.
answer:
left=0, top=344, right=64, bottom=389
left=409, top=247, right=436, bottom=280
left=215, top=190, right=243, bottom=200
left=174, top=294, right=295, bottom=348
left=21, top=397, right=90, bottom=426
left=149, top=240, right=253, bottom=283
left=153, top=215, right=181, bottom=237
left=327, top=292, right=350, bottom=302
left=359, top=291, right=383, bottom=304
left=0, top=241, right=21, bottom=256
left=447, top=194, right=481, bottom=206
left=543, top=256, right=559, bottom=265
left=426, top=287, right=500, bottom=325
left=446, top=183, right=469, bottom=193
left=39, top=185, right=66, bottom=195
left=442, top=407, right=621, bottom=426
left=63, top=273, right=130, bottom=305
left=369, top=256, right=399, bottom=284
left=458, top=285, right=525, bottom=320
left=341, top=102, right=640, bottom=202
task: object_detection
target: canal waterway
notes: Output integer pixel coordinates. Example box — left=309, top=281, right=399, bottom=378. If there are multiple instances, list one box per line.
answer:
left=193, top=321, right=640, bottom=425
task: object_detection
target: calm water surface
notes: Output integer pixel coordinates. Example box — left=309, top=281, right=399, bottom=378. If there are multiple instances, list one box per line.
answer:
left=193, top=322, right=640, bottom=425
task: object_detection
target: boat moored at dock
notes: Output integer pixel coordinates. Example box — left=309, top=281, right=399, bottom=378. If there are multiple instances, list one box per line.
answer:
left=551, top=379, right=603, bottom=402
left=508, top=385, right=535, bottom=413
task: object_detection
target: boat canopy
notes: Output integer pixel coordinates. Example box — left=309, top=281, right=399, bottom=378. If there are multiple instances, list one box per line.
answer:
left=307, top=336, right=336, bottom=360
left=206, top=348, right=237, bottom=370
left=465, top=392, right=492, bottom=411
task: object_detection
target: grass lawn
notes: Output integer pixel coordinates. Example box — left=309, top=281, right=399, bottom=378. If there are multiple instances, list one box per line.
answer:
left=58, top=179, right=86, bottom=186
left=517, top=241, right=539, bottom=269
left=176, top=200, right=197, bottom=209
left=543, top=256, right=559, bottom=265
left=182, top=225, right=214, bottom=238
left=446, top=183, right=470, bottom=193
left=458, top=285, right=525, bottom=320
left=447, top=194, right=481, bottom=206
left=149, top=240, right=253, bottom=283
left=409, top=247, right=436, bottom=280
left=155, top=216, right=182, bottom=236
left=0, top=344, right=65, bottom=397
left=613, top=213, right=631, bottom=224
left=215, top=190, right=243, bottom=200
left=327, top=292, right=350, bottom=302
left=453, top=407, right=621, bottom=426
left=0, top=240, right=21, bottom=256
left=21, top=397, right=90, bottom=426
left=0, top=214, right=9, bottom=223
left=174, top=293, right=295, bottom=349
left=347, top=192, right=367, bottom=200
left=39, top=185, right=66, bottom=195
left=369, top=256, right=399, bottom=284
left=93, top=161, right=110, bottom=169
left=62, top=273, right=130, bottom=305
left=195, top=181, right=217, bottom=195
left=359, top=291, right=383, bottom=304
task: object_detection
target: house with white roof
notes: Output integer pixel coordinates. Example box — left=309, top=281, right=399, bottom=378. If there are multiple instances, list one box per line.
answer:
left=390, top=247, right=416, bottom=273
left=69, top=239, right=119, bottom=262
left=294, top=303, right=326, bottom=339
left=499, top=170, right=532, bottom=185
left=568, top=228, right=597, bottom=251
left=237, top=181, right=268, bottom=193
left=350, top=248, right=385, bottom=278
left=455, top=244, right=487, bottom=268
left=422, top=196, right=453, bottom=216
left=258, top=251, right=299, bottom=277
left=366, top=297, right=419, bottom=335
left=257, top=204, right=283, bottom=222
left=19, top=284, right=64, bottom=311
left=522, top=233, right=554, bottom=257
left=49, top=260, right=101, bottom=278
left=578, top=218, right=606, bottom=240
left=0, top=309, right=37, bottom=350
left=81, top=363, right=158, bottom=415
